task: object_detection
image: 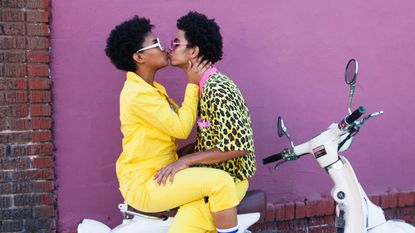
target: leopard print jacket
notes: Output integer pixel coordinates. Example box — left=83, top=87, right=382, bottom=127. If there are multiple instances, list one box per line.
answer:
left=194, top=72, right=256, bottom=182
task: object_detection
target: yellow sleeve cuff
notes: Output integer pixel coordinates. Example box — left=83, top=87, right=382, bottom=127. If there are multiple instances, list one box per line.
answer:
left=185, top=83, right=199, bottom=98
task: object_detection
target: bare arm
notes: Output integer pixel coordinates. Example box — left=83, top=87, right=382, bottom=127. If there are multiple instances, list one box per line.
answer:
left=182, top=148, right=248, bottom=165
left=154, top=148, right=248, bottom=185
left=177, top=141, right=197, bottom=158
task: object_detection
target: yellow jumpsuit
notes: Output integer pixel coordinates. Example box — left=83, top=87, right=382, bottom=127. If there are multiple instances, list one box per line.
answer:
left=117, top=72, right=239, bottom=226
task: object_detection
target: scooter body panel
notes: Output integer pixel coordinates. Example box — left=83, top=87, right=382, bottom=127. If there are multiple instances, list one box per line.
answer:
left=368, top=220, right=415, bottom=233
left=110, top=217, right=173, bottom=233
left=77, top=213, right=260, bottom=233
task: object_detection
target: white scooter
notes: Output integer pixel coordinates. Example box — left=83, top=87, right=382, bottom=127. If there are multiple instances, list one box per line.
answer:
left=263, top=59, right=415, bottom=233
left=78, top=178, right=265, bottom=232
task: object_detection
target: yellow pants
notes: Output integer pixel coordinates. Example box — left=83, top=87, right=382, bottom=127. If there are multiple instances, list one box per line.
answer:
left=168, top=179, right=249, bottom=233
left=125, top=167, right=240, bottom=213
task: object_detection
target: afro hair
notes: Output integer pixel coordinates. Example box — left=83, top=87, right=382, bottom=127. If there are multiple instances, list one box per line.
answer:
left=105, top=16, right=153, bottom=72
left=177, top=11, right=223, bottom=64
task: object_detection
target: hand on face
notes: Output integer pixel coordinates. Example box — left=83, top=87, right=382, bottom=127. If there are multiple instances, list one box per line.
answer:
left=186, top=56, right=212, bottom=84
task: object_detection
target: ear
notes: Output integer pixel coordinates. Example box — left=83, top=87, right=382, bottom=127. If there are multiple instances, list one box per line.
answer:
left=132, top=53, right=145, bottom=64
left=190, top=46, right=200, bottom=59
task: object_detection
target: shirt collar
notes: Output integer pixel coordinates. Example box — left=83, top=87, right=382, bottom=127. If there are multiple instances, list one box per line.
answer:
left=126, top=71, right=166, bottom=95
left=199, top=66, right=218, bottom=94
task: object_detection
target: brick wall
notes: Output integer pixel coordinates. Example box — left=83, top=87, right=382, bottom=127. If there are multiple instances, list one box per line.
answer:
left=251, top=191, right=415, bottom=233
left=0, top=0, right=55, bottom=232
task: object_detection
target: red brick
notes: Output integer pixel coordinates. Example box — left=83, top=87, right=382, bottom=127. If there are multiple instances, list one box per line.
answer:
left=33, top=206, right=55, bottom=218
left=0, top=196, right=12, bottom=208
left=1, top=22, right=25, bottom=35
left=29, top=78, right=51, bottom=90
left=27, top=37, right=50, bottom=50
left=28, top=64, right=49, bottom=77
left=308, top=215, right=335, bottom=227
left=30, top=104, right=51, bottom=116
left=31, top=117, right=52, bottom=129
left=0, top=105, right=28, bottom=117
left=0, top=50, right=26, bottom=63
left=27, top=10, right=49, bottom=23
left=0, top=157, right=31, bottom=170
left=0, top=118, right=29, bottom=131
left=41, top=194, right=55, bottom=205
left=381, top=193, right=398, bottom=209
left=0, top=182, right=34, bottom=194
left=28, top=51, right=50, bottom=63
left=265, top=203, right=275, bottom=222
left=0, top=0, right=26, bottom=8
left=0, top=171, right=9, bottom=182
left=26, top=0, right=50, bottom=9
left=309, top=225, right=336, bottom=233
left=0, top=9, right=25, bottom=22
left=274, top=203, right=296, bottom=221
left=27, top=23, right=49, bottom=36
left=295, top=201, right=307, bottom=219
left=2, top=91, right=27, bottom=104
left=0, top=132, right=30, bottom=144
left=0, top=63, right=27, bottom=77
left=12, top=143, right=53, bottom=157
left=0, top=36, right=26, bottom=49
left=285, top=202, right=295, bottom=220
left=306, top=199, right=319, bottom=217
left=30, top=91, right=51, bottom=103
left=369, top=195, right=381, bottom=205
left=11, top=168, right=54, bottom=182
left=14, top=193, right=55, bottom=206
left=0, top=78, right=27, bottom=90
left=397, top=192, right=415, bottom=207
left=275, top=203, right=285, bottom=221
left=33, top=181, right=54, bottom=193
left=32, top=156, right=53, bottom=168
left=31, top=131, right=52, bottom=142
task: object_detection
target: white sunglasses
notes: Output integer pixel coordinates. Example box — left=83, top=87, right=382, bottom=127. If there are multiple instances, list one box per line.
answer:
left=136, top=37, right=164, bottom=53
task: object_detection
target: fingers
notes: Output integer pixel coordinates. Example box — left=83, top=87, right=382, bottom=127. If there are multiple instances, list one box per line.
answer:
left=169, top=169, right=177, bottom=183
left=198, top=60, right=212, bottom=74
left=192, top=57, right=211, bottom=75
left=154, top=166, right=172, bottom=186
left=186, top=60, right=193, bottom=72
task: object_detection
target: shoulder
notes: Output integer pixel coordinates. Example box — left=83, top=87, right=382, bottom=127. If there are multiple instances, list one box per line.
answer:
left=121, top=81, right=160, bottom=106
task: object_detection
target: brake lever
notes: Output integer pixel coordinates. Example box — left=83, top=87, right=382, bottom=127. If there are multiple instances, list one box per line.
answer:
left=274, top=160, right=288, bottom=170
left=356, top=110, right=384, bottom=126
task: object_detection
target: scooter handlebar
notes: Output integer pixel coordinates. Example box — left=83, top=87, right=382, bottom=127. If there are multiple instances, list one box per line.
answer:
left=262, top=152, right=283, bottom=165
left=346, top=106, right=366, bottom=124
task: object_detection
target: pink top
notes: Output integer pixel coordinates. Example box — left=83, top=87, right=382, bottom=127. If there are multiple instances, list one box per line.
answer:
left=199, top=66, right=218, bottom=94
left=197, top=66, right=217, bottom=128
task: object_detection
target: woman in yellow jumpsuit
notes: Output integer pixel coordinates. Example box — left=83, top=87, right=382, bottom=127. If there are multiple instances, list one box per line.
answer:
left=104, top=16, right=240, bottom=232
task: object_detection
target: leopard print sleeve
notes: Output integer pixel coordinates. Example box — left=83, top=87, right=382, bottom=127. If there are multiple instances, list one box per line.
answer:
left=209, top=79, right=254, bottom=154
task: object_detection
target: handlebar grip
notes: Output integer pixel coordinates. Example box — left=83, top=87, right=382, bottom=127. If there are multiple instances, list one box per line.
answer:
left=346, top=106, right=366, bottom=124
left=262, top=152, right=283, bottom=165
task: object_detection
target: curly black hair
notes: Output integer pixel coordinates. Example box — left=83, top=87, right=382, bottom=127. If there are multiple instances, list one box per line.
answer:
left=105, top=16, right=153, bottom=72
left=177, top=11, right=223, bottom=64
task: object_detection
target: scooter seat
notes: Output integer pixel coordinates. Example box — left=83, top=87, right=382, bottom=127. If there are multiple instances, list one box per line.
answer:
left=237, top=190, right=266, bottom=214
left=127, top=190, right=266, bottom=218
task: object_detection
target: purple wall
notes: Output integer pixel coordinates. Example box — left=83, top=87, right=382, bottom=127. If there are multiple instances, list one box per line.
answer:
left=51, top=0, right=415, bottom=231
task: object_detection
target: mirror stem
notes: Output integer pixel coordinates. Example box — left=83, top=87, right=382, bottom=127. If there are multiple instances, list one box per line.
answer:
left=347, top=84, right=356, bottom=114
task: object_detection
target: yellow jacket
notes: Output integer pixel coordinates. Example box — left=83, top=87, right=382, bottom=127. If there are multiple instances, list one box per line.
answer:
left=116, top=72, right=199, bottom=196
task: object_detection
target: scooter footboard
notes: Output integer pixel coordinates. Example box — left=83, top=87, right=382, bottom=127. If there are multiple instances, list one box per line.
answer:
left=111, top=217, right=174, bottom=233
left=238, top=212, right=260, bottom=233
left=77, top=219, right=111, bottom=233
